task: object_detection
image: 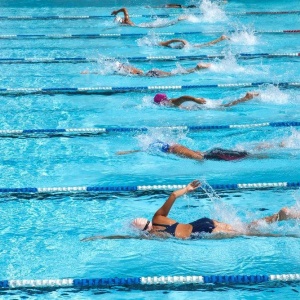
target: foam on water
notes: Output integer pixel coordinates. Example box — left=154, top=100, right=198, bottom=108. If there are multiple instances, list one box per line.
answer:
left=199, top=0, right=227, bottom=23
left=229, top=29, right=258, bottom=46
left=259, top=84, right=290, bottom=104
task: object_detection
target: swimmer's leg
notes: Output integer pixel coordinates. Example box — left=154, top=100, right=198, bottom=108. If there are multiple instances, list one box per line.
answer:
left=248, top=207, right=300, bottom=228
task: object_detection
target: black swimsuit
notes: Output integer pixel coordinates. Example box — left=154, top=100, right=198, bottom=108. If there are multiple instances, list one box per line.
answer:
left=153, top=217, right=215, bottom=237
left=204, top=148, right=249, bottom=161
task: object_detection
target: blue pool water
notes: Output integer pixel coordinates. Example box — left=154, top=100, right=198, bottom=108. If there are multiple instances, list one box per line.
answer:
left=0, top=0, right=300, bottom=298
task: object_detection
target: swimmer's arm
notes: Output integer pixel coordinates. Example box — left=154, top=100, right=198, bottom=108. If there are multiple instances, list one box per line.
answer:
left=111, top=7, right=128, bottom=17
left=81, top=235, right=143, bottom=241
left=170, top=96, right=206, bottom=106
left=159, top=39, right=188, bottom=48
left=194, top=35, right=229, bottom=48
left=153, top=180, right=200, bottom=218
left=81, top=70, right=99, bottom=74
left=185, top=63, right=211, bottom=74
left=222, top=92, right=259, bottom=107
left=116, top=150, right=141, bottom=155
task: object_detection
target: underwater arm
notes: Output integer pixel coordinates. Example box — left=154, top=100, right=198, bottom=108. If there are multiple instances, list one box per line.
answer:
left=81, top=235, right=139, bottom=241
left=116, top=150, right=142, bottom=155
left=194, top=35, right=229, bottom=48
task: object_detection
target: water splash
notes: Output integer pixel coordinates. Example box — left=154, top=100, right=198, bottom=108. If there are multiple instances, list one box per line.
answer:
left=210, top=55, right=247, bottom=73
left=229, top=29, right=258, bottom=45
left=136, top=34, right=161, bottom=47
left=200, top=181, right=244, bottom=228
left=280, top=128, right=300, bottom=149
left=92, top=57, right=129, bottom=75
left=199, top=0, right=227, bottom=22
left=259, top=85, right=289, bottom=104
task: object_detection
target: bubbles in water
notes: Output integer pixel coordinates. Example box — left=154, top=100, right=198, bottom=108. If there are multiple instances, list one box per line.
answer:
left=280, top=128, right=300, bottom=149
left=92, top=56, right=128, bottom=75
left=136, top=34, right=161, bottom=47
left=259, top=85, right=289, bottom=104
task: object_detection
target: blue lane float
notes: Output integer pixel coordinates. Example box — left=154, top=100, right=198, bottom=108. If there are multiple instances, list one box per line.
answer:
left=0, top=10, right=299, bottom=20
left=0, top=82, right=299, bottom=95
left=0, top=30, right=299, bottom=39
left=0, top=52, right=299, bottom=64
left=0, top=181, right=298, bottom=195
left=0, top=121, right=299, bottom=138
left=1, top=273, right=300, bottom=289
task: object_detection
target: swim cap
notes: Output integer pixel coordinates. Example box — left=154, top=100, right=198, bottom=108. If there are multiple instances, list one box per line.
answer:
left=114, top=16, right=123, bottom=23
left=132, top=218, right=152, bottom=231
left=154, top=93, right=168, bottom=104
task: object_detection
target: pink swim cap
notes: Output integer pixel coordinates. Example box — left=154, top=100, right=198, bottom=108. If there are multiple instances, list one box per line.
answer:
left=154, top=93, right=168, bottom=104
left=132, top=218, right=152, bottom=231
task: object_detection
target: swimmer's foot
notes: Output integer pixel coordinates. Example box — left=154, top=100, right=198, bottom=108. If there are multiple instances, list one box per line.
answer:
left=278, top=207, right=300, bottom=220
left=81, top=70, right=90, bottom=74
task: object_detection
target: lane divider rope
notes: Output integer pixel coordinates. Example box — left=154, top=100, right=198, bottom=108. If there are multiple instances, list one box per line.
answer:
left=0, top=10, right=299, bottom=20
left=1, top=52, right=299, bottom=64
left=1, top=273, right=300, bottom=289
left=0, top=181, right=299, bottom=194
left=0, top=121, right=299, bottom=138
left=0, top=82, right=299, bottom=95
left=0, top=30, right=299, bottom=39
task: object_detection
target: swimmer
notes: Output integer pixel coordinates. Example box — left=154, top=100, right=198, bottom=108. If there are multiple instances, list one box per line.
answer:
left=81, top=62, right=211, bottom=77
left=159, top=35, right=229, bottom=49
left=117, top=141, right=249, bottom=161
left=82, top=180, right=300, bottom=241
left=153, top=92, right=259, bottom=108
left=149, top=3, right=197, bottom=8
left=111, top=7, right=188, bottom=28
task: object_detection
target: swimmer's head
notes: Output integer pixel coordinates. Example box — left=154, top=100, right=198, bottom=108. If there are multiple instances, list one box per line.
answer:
left=114, top=16, right=123, bottom=23
left=154, top=93, right=169, bottom=105
left=132, top=218, right=152, bottom=231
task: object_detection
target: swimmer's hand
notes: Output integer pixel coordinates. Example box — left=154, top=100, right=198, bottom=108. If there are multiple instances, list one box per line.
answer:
left=81, top=235, right=104, bottom=241
left=245, top=92, right=260, bottom=99
left=186, top=180, right=201, bottom=192
left=82, top=235, right=136, bottom=241
left=196, top=63, right=211, bottom=70
left=196, top=97, right=206, bottom=104
left=81, top=70, right=90, bottom=74
left=221, top=35, right=230, bottom=41
left=111, top=10, right=118, bottom=15
left=116, top=150, right=141, bottom=155
left=178, top=15, right=188, bottom=21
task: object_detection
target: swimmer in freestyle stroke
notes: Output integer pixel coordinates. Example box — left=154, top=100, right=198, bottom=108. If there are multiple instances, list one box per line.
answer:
left=81, top=62, right=211, bottom=77
left=82, top=180, right=300, bottom=241
left=159, top=35, right=229, bottom=49
left=111, top=7, right=188, bottom=27
left=152, top=91, right=259, bottom=108
left=116, top=141, right=250, bottom=161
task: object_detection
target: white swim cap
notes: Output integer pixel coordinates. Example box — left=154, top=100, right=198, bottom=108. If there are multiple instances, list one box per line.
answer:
left=114, top=16, right=123, bottom=23
left=132, top=218, right=152, bottom=231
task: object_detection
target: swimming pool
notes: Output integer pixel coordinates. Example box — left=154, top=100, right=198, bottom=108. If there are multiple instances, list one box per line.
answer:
left=0, top=0, right=300, bottom=298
